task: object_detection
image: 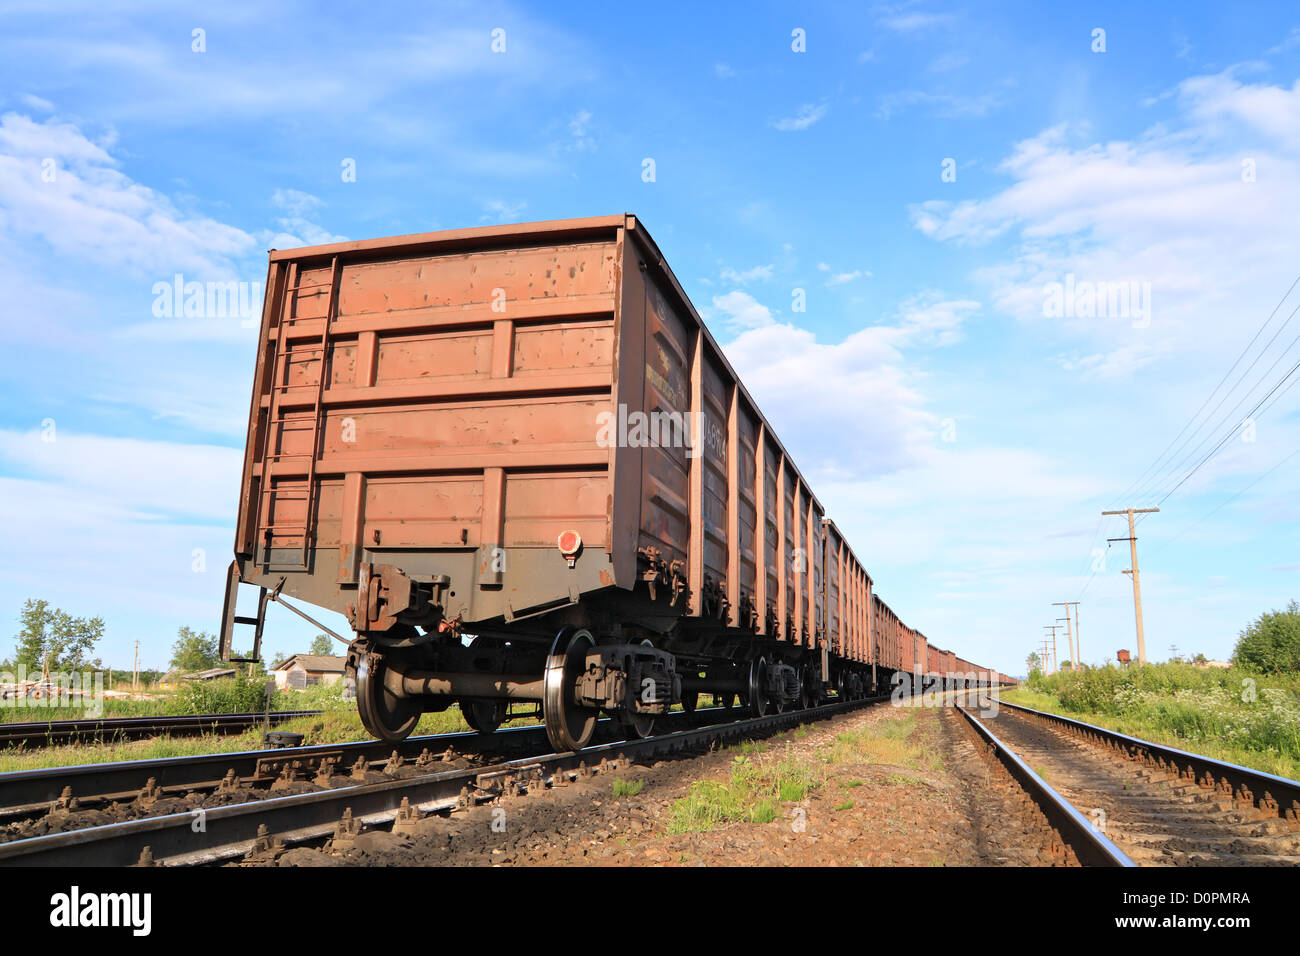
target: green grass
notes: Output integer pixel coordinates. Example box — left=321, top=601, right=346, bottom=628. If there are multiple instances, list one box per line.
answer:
left=821, top=710, right=941, bottom=774
left=833, top=799, right=854, bottom=811
left=0, top=693, right=180, bottom=723
left=612, top=777, right=644, bottom=798
left=668, top=751, right=821, bottom=833
left=1009, top=662, right=1300, bottom=780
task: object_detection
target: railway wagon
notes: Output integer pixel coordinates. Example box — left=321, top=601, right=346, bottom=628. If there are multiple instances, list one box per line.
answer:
left=820, top=521, right=880, bottom=697
left=926, top=643, right=943, bottom=677
left=220, top=214, right=893, bottom=750
left=871, top=596, right=886, bottom=671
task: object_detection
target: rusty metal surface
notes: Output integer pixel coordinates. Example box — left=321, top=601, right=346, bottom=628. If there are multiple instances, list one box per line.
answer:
left=232, top=215, right=827, bottom=637
left=228, top=213, right=998, bottom=695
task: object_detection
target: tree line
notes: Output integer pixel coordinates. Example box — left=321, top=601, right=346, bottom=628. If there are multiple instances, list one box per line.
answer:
left=5, top=599, right=340, bottom=682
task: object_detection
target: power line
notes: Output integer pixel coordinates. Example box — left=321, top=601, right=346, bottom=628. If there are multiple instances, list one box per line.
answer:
left=1148, top=444, right=1300, bottom=559
left=1113, top=273, right=1300, bottom=508
left=1133, top=321, right=1300, bottom=512
left=1149, top=353, right=1300, bottom=510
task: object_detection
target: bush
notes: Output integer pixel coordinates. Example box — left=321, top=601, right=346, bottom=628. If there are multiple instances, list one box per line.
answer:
left=1023, top=662, right=1300, bottom=762
left=1233, top=600, right=1300, bottom=674
left=177, top=673, right=278, bottom=714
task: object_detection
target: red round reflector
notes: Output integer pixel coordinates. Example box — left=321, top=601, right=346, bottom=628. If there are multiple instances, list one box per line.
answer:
left=557, top=530, right=582, bottom=555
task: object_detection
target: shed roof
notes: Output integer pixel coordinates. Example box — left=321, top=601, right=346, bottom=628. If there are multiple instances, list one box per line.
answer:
left=273, top=654, right=346, bottom=673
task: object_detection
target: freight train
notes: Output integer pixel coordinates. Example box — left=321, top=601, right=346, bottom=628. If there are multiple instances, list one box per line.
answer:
left=219, top=215, right=1002, bottom=751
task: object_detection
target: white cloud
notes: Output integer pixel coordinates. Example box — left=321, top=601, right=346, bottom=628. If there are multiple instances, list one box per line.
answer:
left=929, top=52, right=969, bottom=72
left=715, top=63, right=736, bottom=79
left=772, top=103, right=828, bottom=131
left=0, top=112, right=256, bottom=275
left=709, top=290, right=979, bottom=479
left=271, top=188, right=322, bottom=218
left=711, top=290, right=774, bottom=332
left=0, top=428, right=242, bottom=523
left=874, top=5, right=956, bottom=33
left=909, top=70, right=1300, bottom=380
left=826, top=269, right=869, bottom=286
left=877, top=89, right=1002, bottom=120
left=1059, top=343, right=1161, bottom=380
left=567, top=109, right=596, bottom=151
left=266, top=187, right=346, bottom=249
left=721, top=264, right=773, bottom=285
left=18, top=92, right=53, bottom=112
left=481, top=199, right=528, bottom=223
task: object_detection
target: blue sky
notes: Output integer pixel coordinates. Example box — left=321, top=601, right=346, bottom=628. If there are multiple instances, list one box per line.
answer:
left=2, top=1, right=1299, bottom=675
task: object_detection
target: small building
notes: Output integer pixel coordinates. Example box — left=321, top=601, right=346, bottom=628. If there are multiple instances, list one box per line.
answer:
left=272, top=654, right=347, bottom=690
left=185, top=667, right=237, bottom=681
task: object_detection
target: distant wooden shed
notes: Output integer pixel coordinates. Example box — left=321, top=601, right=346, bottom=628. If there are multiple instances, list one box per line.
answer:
left=272, top=654, right=346, bottom=690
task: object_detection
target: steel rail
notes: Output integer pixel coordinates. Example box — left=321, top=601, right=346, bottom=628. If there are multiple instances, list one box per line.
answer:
left=955, top=703, right=1135, bottom=867
left=0, top=723, right=552, bottom=820
left=996, top=698, right=1300, bottom=826
left=0, top=710, right=322, bottom=749
left=0, top=705, right=735, bottom=820
left=0, top=694, right=884, bottom=866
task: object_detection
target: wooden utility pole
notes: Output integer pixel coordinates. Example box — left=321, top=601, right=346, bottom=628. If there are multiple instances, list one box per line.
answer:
left=1103, top=508, right=1159, bottom=664
left=1043, top=626, right=1060, bottom=674
left=1072, top=603, right=1081, bottom=665
left=1054, top=602, right=1079, bottom=667
left=132, top=640, right=139, bottom=694
left=1038, top=639, right=1053, bottom=675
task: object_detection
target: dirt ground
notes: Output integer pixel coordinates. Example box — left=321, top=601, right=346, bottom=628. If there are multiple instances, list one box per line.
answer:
left=254, top=701, right=1074, bottom=868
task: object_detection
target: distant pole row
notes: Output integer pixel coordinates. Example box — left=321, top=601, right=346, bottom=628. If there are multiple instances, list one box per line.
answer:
left=1038, top=507, right=1155, bottom=674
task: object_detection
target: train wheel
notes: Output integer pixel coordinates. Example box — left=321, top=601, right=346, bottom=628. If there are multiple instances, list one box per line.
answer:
left=619, top=711, right=656, bottom=739
left=747, top=657, right=769, bottom=717
left=543, top=627, right=599, bottom=751
left=357, top=651, right=421, bottom=742
left=462, top=700, right=506, bottom=735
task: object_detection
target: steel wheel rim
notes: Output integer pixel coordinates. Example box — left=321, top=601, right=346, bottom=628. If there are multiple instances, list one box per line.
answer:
left=543, top=627, right=598, bottom=751
left=748, top=657, right=769, bottom=716
left=356, top=653, right=421, bottom=742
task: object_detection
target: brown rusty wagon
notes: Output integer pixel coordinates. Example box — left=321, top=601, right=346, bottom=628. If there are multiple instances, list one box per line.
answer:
left=220, top=215, right=998, bottom=750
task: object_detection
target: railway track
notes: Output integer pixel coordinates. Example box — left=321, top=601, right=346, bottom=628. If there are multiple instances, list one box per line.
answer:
left=963, top=699, right=1300, bottom=867
left=0, top=693, right=882, bottom=866
left=0, top=710, right=322, bottom=750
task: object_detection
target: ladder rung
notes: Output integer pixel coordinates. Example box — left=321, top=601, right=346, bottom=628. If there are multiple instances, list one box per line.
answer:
left=287, top=282, right=332, bottom=293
